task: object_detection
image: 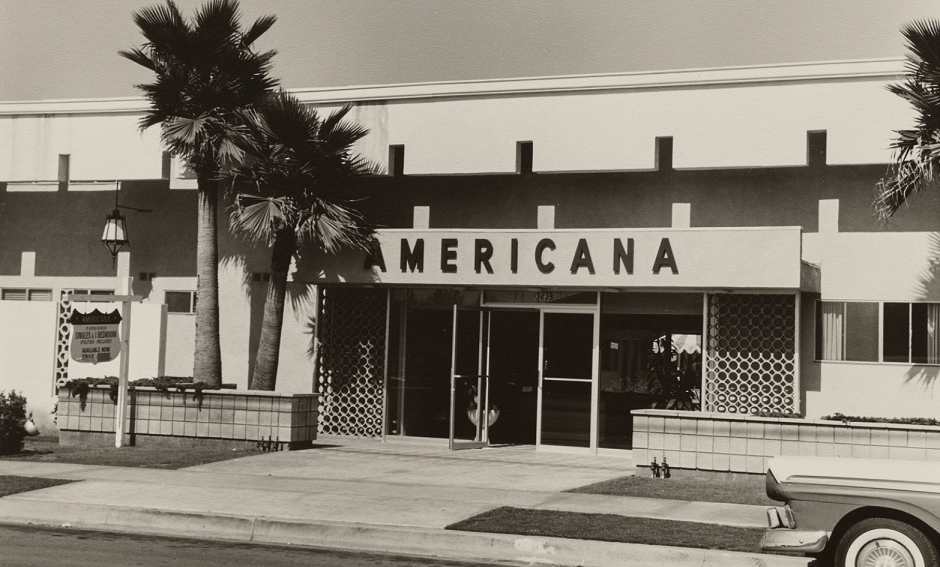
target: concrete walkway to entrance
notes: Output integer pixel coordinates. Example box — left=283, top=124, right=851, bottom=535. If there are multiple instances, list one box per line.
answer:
left=0, top=436, right=804, bottom=567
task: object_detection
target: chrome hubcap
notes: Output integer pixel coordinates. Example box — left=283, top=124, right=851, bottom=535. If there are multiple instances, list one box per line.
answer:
left=858, top=538, right=915, bottom=567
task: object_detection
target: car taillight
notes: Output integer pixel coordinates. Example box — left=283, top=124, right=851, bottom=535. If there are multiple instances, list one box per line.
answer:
left=765, top=468, right=788, bottom=502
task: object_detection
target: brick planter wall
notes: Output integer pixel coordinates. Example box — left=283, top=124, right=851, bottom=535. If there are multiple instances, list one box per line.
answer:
left=632, top=409, right=940, bottom=475
left=57, top=385, right=319, bottom=449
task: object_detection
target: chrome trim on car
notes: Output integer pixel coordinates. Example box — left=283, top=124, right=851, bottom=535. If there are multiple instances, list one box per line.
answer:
left=760, top=529, right=828, bottom=553
left=765, top=506, right=796, bottom=530
left=766, top=507, right=782, bottom=529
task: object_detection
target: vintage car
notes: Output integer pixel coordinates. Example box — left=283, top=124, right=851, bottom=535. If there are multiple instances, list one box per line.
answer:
left=761, top=456, right=940, bottom=567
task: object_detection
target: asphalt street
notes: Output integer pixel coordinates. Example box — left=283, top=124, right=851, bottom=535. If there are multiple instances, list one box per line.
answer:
left=0, top=524, right=508, bottom=567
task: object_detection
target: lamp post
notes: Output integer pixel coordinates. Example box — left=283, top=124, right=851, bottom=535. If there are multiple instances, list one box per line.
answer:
left=101, top=182, right=129, bottom=267
left=101, top=181, right=152, bottom=267
left=93, top=180, right=149, bottom=446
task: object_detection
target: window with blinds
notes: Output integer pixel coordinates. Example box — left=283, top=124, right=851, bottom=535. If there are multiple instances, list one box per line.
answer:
left=27, top=289, right=52, bottom=301
left=816, top=300, right=940, bottom=365
left=1, top=289, right=26, bottom=301
left=1, top=288, right=52, bottom=301
left=815, top=301, right=878, bottom=362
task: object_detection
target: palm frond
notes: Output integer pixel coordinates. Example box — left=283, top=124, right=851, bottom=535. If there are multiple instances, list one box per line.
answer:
left=163, top=115, right=208, bottom=146
left=875, top=159, right=936, bottom=220
left=118, top=47, right=157, bottom=71
left=216, top=133, right=246, bottom=166
left=193, top=0, right=241, bottom=45
left=877, top=19, right=940, bottom=221
left=230, top=194, right=293, bottom=244
left=133, top=2, right=190, bottom=54
left=302, top=200, right=373, bottom=254
left=242, top=14, right=276, bottom=46
left=901, top=20, right=940, bottom=78
left=320, top=105, right=354, bottom=136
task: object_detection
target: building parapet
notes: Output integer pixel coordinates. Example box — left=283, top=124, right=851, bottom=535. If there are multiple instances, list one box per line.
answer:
left=0, top=58, right=904, bottom=115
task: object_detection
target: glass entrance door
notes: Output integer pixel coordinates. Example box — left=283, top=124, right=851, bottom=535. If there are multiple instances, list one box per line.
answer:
left=539, top=311, right=595, bottom=448
left=449, top=307, right=491, bottom=449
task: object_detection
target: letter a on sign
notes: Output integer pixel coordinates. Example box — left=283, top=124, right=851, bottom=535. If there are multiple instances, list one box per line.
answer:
left=68, top=308, right=122, bottom=364
left=652, top=238, right=678, bottom=275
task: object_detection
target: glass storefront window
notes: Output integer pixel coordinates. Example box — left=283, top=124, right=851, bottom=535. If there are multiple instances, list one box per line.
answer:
left=386, top=288, right=482, bottom=439
left=599, top=293, right=703, bottom=450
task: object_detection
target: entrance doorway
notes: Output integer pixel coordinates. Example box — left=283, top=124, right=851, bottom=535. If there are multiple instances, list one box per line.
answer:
left=386, top=289, right=600, bottom=451
left=448, top=309, right=540, bottom=449
left=487, top=310, right=539, bottom=445
left=539, top=311, right=595, bottom=448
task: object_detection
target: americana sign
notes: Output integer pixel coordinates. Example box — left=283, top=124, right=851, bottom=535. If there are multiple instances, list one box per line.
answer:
left=315, top=227, right=805, bottom=289
left=68, top=309, right=122, bottom=364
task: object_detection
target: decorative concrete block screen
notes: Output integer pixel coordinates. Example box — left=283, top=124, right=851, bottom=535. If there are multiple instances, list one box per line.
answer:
left=632, top=409, right=940, bottom=475
left=58, top=386, right=319, bottom=449
left=704, top=293, right=796, bottom=414
left=54, top=290, right=74, bottom=387
left=316, top=287, right=386, bottom=437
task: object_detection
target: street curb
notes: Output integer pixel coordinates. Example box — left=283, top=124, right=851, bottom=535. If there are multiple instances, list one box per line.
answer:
left=0, top=497, right=811, bottom=567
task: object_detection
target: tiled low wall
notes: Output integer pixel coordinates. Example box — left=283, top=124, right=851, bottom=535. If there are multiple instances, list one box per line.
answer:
left=632, top=409, right=940, bottom=475
left=57, top=385, right=318, bottom=449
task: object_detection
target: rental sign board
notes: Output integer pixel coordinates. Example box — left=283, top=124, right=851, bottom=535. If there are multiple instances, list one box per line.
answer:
left=68, top=308, right=122, bottom=364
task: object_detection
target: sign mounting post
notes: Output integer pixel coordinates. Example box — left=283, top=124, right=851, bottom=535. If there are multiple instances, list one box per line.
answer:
left=69, top=294, right=142, bottom=448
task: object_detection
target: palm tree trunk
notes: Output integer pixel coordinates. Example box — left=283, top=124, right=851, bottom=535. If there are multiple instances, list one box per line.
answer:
left=250, top=227, right=296, bottom=391
left=193, top=175, right=223, bottom=387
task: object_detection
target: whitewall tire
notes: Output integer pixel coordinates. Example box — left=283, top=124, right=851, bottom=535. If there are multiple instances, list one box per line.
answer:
left=835, top=518, right=939, bottom=567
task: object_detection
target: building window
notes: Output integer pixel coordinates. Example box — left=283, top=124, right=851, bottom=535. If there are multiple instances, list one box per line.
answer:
left=58, top=154, right=70, bottom=184
left=166, top=291, right=196, bottom=314
left=815, top=301, right=878, bottom=362
left=252, top=272, right=271, bottom=283
left=388, top=145, right=405, bottom=177
left=1, top=288, right=53, bottom=301
left=816, top=300, right=940, bottom=365
left=883, top=302, right=940, bottom=364
left=70, top=289, right=114, bottom=296
left=656, top=136, right=674, bottom=171
left=807, top=130, right=827, bottom=167
left=516, top=141, right=533, bottom=173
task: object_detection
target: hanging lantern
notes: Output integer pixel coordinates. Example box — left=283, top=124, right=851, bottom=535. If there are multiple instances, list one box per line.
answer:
left=102, top=208, right=129, bottom=260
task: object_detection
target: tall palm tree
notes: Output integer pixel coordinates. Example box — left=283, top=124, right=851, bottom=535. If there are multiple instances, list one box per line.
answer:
left=875, top=20, right=940, bottom=221
left=228, top=92, right=378, bottom=390
left=120, top=0, right=278, bottom=387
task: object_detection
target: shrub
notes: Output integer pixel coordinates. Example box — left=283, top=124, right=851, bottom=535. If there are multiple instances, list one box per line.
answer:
left=751, top=411, right=805, bottom=419
left=62, top=376, right=215, bottom=410
left=0, top=390, right=28, bottom=455
left=821, top=413, right=940, bottom=427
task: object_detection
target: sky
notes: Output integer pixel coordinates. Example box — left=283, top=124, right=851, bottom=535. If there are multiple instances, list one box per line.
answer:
left=1, top=0, right=938, bottom=102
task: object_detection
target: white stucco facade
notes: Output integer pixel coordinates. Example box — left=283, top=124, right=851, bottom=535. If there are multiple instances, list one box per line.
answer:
left=1, top=58, right=937, bottom=440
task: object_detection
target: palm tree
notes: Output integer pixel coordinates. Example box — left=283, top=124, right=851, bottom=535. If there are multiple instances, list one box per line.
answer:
left=875, top=20, right=940, bottom=221
left=228, top=92, right=378, bottom=390
left=120, top=0, right=278, bottom=387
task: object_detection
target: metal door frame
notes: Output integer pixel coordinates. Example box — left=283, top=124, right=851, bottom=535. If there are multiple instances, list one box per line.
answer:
left=449, top=305, right=491, bottom=450
left=536, top=305, right=599, bottom=452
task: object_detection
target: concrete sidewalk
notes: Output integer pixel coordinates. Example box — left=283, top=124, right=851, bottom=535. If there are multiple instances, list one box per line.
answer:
left=0, top=438, right=805, bottom=567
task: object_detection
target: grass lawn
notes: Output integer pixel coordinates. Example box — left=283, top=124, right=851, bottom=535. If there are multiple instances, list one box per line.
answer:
left=447, top=507, right=766, bottom=553
left=0, top=476, right=74, bottom=498
left=568, top=474, right=776, bottom=507
left=0, top=435, right=260, bottom=470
